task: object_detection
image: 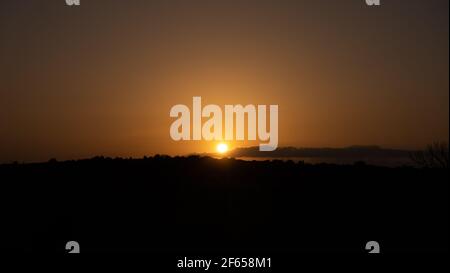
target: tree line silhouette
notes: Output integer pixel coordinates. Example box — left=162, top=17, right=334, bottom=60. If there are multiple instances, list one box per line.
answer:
left=0, top=149, right=448, bottom=253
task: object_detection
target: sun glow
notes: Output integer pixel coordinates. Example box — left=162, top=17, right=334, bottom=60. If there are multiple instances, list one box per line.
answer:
left=216, top=143, right=228, bottom=154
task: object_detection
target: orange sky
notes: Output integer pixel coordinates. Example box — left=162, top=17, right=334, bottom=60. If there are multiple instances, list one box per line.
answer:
left=0, top=0, right=448, bottom=162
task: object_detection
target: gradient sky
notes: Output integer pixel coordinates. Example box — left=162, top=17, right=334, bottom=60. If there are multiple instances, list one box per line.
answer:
left=0, top=0, right=448, bottom=162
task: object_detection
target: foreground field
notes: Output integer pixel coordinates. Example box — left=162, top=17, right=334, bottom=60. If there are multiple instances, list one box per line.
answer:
left=1, top=156, right=448, bottom=253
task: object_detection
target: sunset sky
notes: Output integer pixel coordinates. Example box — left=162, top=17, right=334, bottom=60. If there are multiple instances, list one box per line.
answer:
left=0, top=0, right=448, bottom=162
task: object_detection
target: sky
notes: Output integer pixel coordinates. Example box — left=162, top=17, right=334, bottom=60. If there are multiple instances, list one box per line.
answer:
left=0, top=0, right=448, bottom=162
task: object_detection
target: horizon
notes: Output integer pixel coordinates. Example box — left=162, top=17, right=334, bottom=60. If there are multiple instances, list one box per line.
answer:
left=1, top=144, right=420, bottom=165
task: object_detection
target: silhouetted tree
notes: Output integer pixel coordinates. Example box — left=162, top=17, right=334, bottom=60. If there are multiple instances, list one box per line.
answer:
left=410, top=141, right=449, bottom=169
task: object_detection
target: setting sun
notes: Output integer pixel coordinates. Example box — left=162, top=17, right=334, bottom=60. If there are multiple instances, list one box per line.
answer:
left=216, top=143, right=229, bottom=154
